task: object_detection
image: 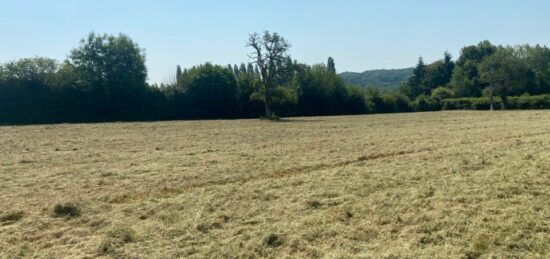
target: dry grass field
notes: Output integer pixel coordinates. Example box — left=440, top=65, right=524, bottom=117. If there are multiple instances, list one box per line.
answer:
left=0, top=111, right=549, bottom=258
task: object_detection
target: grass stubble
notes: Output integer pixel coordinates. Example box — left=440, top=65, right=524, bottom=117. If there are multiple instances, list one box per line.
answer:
left=0, top=111, right=549, bottom=258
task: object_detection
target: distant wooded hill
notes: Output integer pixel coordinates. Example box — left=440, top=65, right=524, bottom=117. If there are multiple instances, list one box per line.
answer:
left=339, top=68, right=413, bottom=91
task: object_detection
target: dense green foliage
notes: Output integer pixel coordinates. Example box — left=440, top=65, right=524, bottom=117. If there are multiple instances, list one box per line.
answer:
left=401, top=52, right=455, bottom=99
left=0, top=57, right=59, bottom=123
left=339, top=68, right=413, bottom=91
left=0, top=32, right=371, bottom=124
left=398, top=40, right=550, bottom=112
left=440, top=95, right=550, bottom=111
left=0, top=33, right=164, bottom=124
left=295, top=64, right=367, bottom=116
left=170, top=63, right=239, bottom=119
left=2, top=33, right=550, bottom=125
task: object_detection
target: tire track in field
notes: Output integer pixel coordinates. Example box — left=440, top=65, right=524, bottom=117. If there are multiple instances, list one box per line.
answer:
left=105, top=146, right=441, bottom=203
left=105, top=129, right=550, bottom=204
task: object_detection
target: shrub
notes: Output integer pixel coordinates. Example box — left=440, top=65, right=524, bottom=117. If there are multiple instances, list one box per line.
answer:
left=441, top=95, right=550, bottom=111
left=365, top=87, right=386, bottom=113
left=391, top=93, right=413, bottom=112
left=471, top=98, right=494, bottom=110
left=431, top=86, right=454, bottom=101
left=440, top=97, right=493, bottom=110
left=381, top=95, right=398, bottom=113
left=441, top=98, right=474, bottom=110
left=270, top=86, right=298, bottom=117
left=413, top=95, right=439, bottom=111
left=508, top=94, right=550, bottom=109
left=344, top=85, right=369, bottom=114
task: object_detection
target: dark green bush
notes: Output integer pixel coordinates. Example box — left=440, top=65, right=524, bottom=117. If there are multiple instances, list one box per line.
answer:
left=471, top=98, right=494, bottom=110
left=507, top=95, right=550, bottom=109
left=392, top=93, right=413, bottom=112
left=431, top=86, right=454, bottom=101
left=413, top=95, right=439, bottom=111
left=441, top=98, right=474, bottom=110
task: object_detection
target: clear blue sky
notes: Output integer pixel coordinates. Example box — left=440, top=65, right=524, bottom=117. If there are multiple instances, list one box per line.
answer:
left=1, top=0, right=550, bottom=83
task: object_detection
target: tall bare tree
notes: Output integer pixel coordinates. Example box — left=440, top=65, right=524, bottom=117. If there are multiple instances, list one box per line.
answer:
left=247, top=31, right=291, bottom=119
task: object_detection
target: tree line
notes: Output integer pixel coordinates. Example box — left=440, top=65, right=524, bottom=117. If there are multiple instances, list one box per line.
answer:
left=0, top=31, right=369, bottom=124
left=2, top=32, right=550, bottom=125
left=401, top=40, right=550, bottom=110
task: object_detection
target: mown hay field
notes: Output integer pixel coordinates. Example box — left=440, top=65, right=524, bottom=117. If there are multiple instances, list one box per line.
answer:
left=0, top=111, right=549, bottom=258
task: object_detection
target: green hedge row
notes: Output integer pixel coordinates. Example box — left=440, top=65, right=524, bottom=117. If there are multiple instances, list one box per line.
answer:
left=435, top=95, right=550, bottom=111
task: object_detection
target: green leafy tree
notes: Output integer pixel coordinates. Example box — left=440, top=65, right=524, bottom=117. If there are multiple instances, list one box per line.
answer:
left=508, top=44, right=550, bottom=94
left=451, top=41, right=497, bottom=97
left=442, top=51, right=455, bottom=83
left=479, top=50, right=529, bottom=110
left=68, top=32, right=148, bottom=120
left=424, top=61, right=446, bottom=92
left=176, top=63, right=239, bottom=118
left=406, top=52, right=455, bottom=97
left=457, top=41, right=497, bottom=65
left=0, top=58, right=58, bottom=82
left=0, top=57, right=59, bottom=123
left=295, top=64, right=354, bottom=115
left=365, top=87, right=386, bottom=113
left=236, top=72, right=264, bottom=117
left=431, top=86, right=454, bottom=101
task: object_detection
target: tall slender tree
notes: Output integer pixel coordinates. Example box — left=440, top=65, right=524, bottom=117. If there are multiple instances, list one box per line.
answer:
left=442, top=51, right=454, bottom=82
left=233, top=64, right=240, bottom=76
left=176, top=65, right=182, bottom=85
left=239, top=63, right=247, bottom=74
left=247, top=63, right=255, bottom=74
left=327, top=57, right=336, bottom=74
left=405, top=57, right=426, bottom=98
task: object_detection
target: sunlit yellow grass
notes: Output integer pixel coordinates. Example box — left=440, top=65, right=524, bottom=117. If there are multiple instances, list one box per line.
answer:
left=1, top=111, right=549, bottom=258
